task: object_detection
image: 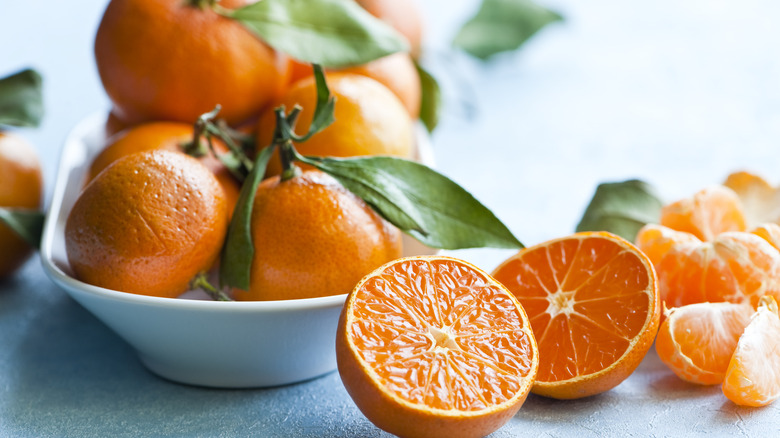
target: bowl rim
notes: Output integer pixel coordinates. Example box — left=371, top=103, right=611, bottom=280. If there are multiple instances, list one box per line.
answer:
left=39, top=111, right=349, bottom=313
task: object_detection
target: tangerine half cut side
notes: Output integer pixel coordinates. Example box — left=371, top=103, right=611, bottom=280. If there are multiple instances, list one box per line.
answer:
left=492, top=231, right=660, bottom=399
left=337, top=256, right=539, bottom=438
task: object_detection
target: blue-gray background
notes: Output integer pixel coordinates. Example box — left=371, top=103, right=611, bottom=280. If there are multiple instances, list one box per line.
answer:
left=3, top=1, right=780, bottom=436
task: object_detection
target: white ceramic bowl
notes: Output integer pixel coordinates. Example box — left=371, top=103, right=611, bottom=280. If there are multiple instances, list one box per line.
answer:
left=40, top=113, right=436, bottom=388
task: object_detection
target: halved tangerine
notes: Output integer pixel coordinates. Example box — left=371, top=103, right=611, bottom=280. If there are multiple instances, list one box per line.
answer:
left=337, top=256, right=539, bottom=438
left=492, top=231, right=660, bottom=399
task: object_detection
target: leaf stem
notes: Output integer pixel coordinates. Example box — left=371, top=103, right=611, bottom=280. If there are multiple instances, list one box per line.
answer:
left=191, top=272, right=234, bottom=301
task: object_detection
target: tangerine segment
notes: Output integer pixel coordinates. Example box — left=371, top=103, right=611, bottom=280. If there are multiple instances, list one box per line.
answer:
left=635, top=223, right=702, bottom=268
left=660, top=185, right=747, bottom=241
left=492, top=231, right=660, bottom=399
left=657, top=232, right=780, bottom=308
left=751, top=223, right=780, bottom=252
left=337, top=256, right=538, bottom=438
left=723, top=296, right=780, bottom=407
left=655, top=302, right=753, bottom=385
left=724, top=171, right=780, bottom=228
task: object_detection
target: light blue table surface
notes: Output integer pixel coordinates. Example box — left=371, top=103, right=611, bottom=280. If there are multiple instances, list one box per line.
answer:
left=3, top=0, right=780, bottom=436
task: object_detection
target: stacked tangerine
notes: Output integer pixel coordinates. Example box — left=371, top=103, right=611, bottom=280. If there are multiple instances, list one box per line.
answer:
left=67, top=0, right=428, bottom=301
left=636, top=172, right=780, bottom=407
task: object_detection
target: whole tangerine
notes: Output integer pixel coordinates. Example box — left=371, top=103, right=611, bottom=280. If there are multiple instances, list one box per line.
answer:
left=94, top=0, right=290, bottom=126
left=0, top=131, right=43, bottom=277
left=257, top=73, right=415, bottom=177
left=233, top=169, right=402, bottom=301
left=65, top=150, right=228, bottom=298
left=356, top=0, right=424, bottom=59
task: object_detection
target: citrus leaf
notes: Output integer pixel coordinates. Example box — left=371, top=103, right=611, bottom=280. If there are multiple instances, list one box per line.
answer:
left=416, top=62, right=442, bottom=133
left=576, top=179, right=663, bottom=242
left=0, top=207, right=45, bottom=250
left=297, top=154, right=524, bottom=250
left=219, top=145, right=275, bottom=291
left=453, top=0, right=562, bottom=60
left=222, top=0, right=408, bottom=68
left=0, top=69, right=44, bottom=128
left=291, top=64, right=335, bottom=142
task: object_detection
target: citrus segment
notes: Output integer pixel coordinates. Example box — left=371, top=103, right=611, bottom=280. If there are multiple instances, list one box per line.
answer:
left=491, top=231, right=660, bottom=399
left=656, top=232, right=780, bottom=308
left=723, top=296, right=780, bottom=407
left=655, top=302, right=753, bottom=385
left=724, top=171, right=780, bottom=228
left=751, top=222, right=780, bottom=252
left=635, top=223, right=701, bottom=268
left=660, top=185, right=747, bottom=241
left=337, top=256, right=538, bottom=438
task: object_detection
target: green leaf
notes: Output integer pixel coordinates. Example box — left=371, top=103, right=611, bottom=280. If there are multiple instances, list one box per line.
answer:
left=453, top=0, right=562, bottom=60
left=222, top=0, right=409, bottom=68
left=416, top=62, right=442, bottom=133
left=290, top=64, right=335, bottom=142
left=0, top=69, right=44, bottom=128
left=296, top=154, right=524, bottom=250
left=0, top=207, right=45, bottom=250
left=219, top=145, right=275, bottom=290
left=576, top=179, right=663, bottom=242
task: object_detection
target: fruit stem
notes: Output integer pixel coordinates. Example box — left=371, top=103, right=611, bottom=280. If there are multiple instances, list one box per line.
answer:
left=191, top=272, right=234, bottom=301
left=274, top=106, right=303, bottom=182
left=186, top=0, right=217, bottom=10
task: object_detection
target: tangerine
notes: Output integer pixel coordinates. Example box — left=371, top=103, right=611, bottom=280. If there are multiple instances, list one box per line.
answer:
left=257, top=73, right=414, bottom=177
left=723, top=171, right=780, bottom=228
left=65, top=150, right=228, bottom=298
left=337, top=255, right=538, bottom=438
left=356, top=0, right=424, bottom=58
left=94, top=0, right=290, bottom=126
left=492, top=231, right=660, bottom=399
left=233, top=169, right=402, bottom=301
left=659, top=185, right=746, bottom=241
left=0, top=132, right=43, bottom=277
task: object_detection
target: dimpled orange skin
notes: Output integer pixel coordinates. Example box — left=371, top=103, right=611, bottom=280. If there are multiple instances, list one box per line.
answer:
left=289, top=52, right=422, bottom=118
left=233, top=170, right=402, bottom=301
left=65, top=150, right=228, bottom=298
left=257, top=73, right=414, bottom=177
left=0, top=132, right=43, bottom=277
left=94, top=0, right=290, bottom=126
left=88, top=121, right=241, bottom=215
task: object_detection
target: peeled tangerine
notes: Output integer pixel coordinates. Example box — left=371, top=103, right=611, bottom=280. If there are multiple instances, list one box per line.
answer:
left=722, top=296, right=780, bottom=407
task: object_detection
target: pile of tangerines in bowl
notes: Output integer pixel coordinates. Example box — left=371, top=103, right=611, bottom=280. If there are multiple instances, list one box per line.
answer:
left=9, top=0, right=778, bottom=436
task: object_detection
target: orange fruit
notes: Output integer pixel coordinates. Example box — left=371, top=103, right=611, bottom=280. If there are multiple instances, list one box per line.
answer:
left=94, top=0, right=290, bottom=126
left=655, top=301, right=753, bottom=385
left=88, top=121, right=241, bottom=215
left=356, top=0, right=424, bottom=59
left=723, top=296, right=780, bottom=407
left=257, top=73, right=414, bottom=177
left=492, top=231, right=660, bottom=399
left=289, top=52, right=422, bottom=118
left=635, top=223, right=702, bottom=268
left=65, top=150, right=229, bottom=298
left=660, top=185, right=747, bottom=241
left=233, top=170, right=402, bottom=301
left=724, top=170, right=780, bottom=228
left=751, top=222, right=780, bottom=251
left=337, top=255, right=538, bottom=438
left=654, top=231, right=780, bottom=308
left=0, top=131, right=43, bottom=277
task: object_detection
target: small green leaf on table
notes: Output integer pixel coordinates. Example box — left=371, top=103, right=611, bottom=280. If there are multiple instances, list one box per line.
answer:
left=576, top=179, right=663, bottom=242
left=221, top=0, right=409, bottom=68
left=453, top=0, right=563, bottom=60
left=0, top=208, right=45, bottom=250
left=297, top=154, right=524, bottom=250
left=0, top=69, right=44, bottom=128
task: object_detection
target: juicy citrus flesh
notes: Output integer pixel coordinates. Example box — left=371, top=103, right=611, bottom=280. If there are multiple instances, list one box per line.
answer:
left=492, top=231, right=659, bottom=399
left=233, top=170, right=401, bottom=301
left=655, top=302, right=753, bottom=385
left=635, top=223, right=702, bottom=268
left=724, top=171, right=780, bottom=228
left=338, top=256, right=538, bottom=438
left=0, top=132, right=43, bottom=277
left=655, top=231, right=780, bottom=308
left=751, top=222, right=780, bottom=252
left=723, top=296, right=780, bottom=407
left=660, top=185, right=747, bottom=242
left=258, top=73, right=414, bottom=177
left=65, top=150, right=228, bottom=298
